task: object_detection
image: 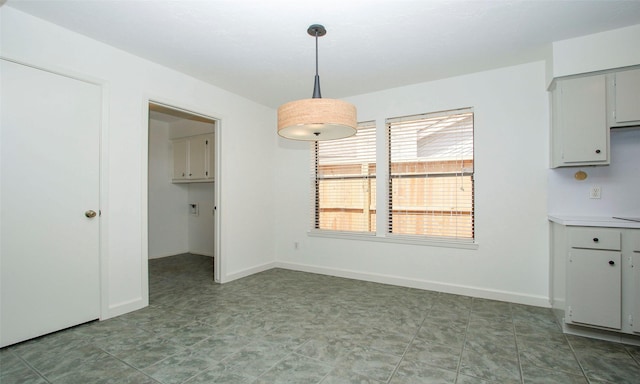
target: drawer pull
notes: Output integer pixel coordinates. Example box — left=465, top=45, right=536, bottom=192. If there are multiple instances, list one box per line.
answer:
left=609, top=260, right=615, bottom=266
left=595, top=149, right=601, bottom=154
left=593, top=238, right=599, bottom=242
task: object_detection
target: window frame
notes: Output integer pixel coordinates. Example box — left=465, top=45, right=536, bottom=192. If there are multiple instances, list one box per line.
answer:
left=308, top=108, right=477, bottom=249
left=311, top=121, right=377, bottom=236
left=387, top=108, right=475, bottom=243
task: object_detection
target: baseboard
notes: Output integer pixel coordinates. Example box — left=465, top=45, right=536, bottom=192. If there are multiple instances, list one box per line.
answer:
left=274, top=261, right=551, bottom=308
left=148, top=251, right=213, bottom=259
left=222, top=261, right=277, bottom=283
left=103, top=297, right=147, bottom=320
left=148, top=250, right=189, bottom=259
left=561, top=321, right=640, bottom=346
left=188, top=250, right=214, bottom=257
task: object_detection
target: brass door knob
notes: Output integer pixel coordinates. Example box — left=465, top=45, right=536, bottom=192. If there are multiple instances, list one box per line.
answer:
left=85, top=210, right=97, bottom=218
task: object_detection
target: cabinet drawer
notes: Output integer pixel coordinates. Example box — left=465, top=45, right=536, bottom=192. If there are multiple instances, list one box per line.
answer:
left=569, top=228, right=620, bottom=250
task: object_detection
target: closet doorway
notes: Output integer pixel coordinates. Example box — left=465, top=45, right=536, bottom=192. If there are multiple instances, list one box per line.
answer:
left=147, top=102, right=219, bottom=282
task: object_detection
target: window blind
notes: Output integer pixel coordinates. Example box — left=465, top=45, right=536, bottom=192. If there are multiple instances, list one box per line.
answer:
left=387, top=109, right=474, bottom=241
left=312, top=121, right=376, bottom=233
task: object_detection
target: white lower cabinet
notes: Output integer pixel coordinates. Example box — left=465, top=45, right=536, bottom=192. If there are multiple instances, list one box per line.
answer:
left=551, top=223, right=640, bottom=340
left=567, top=248, right=621, bottom=329
left=634, top=234, right=640, bottom=334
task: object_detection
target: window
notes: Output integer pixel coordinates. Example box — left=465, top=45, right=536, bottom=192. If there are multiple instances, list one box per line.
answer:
left=387, top=109, right=474, bottom=241
left=311, top=109, right=474, bottom=245
left=313, top=121, right=376, bottom=233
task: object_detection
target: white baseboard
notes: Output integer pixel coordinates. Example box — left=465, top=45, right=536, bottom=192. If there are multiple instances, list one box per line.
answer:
left=561, top=321, right=640, bottom=346
left=189, top=250, right=214, bottom=257
left=103, top=297, right=147, bottom=320
left=148, top=250, right=189, bottom=259
left=222, top=261, right=277, bottom=283
left=275, top=261, right=551, bottom=308
left=148, top=251, right=213, bottom=259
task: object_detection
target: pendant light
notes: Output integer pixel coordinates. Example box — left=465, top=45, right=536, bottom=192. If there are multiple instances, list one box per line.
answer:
left=277, top=24, right=357, bottom=141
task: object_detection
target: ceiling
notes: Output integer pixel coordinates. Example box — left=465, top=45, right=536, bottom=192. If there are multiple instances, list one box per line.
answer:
left=6, top=0, right=640, bottom=109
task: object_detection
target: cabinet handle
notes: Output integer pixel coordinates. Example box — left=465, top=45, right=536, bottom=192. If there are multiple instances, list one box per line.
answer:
left=609, top=260, right=615, bottom=266
left=595, top=149, right=601, bottom=154
left=593, top=238, right=599, bottom=242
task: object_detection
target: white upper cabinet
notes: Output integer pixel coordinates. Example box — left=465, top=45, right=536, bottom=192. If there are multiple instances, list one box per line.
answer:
left=172, top=139, right=189, bottom=180
left=551, top=74, right=609, bottom=168
left=172, top=133, right=214, bottom=183
left=550, top=66, right=640, bottom=168
left=187, top=134, right=209, bottom=180
left=609, top=68, right=640, bottom=127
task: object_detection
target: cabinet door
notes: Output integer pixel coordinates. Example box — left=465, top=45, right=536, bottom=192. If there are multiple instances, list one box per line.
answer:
left=634, top=251, right=640, bottom=334
left=558, top=75, right=608, bottom=165
left=188, top=135, right=208, bottom=179
left=614, top=69, right=640, bottom=125
left=172, top=139, right=188, bottom=180
left=567, top=249, right=621, bottom=329
left=205, top=133, right=214, bottom=179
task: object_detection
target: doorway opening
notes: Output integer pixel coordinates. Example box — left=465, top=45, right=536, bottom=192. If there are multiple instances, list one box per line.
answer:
left=147, top=102, right=219, bottom=284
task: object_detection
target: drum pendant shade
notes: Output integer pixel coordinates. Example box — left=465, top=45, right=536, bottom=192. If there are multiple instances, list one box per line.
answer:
left=277, top=24, right=357, bottom=141
left=277, top=98, right=356, bottom=141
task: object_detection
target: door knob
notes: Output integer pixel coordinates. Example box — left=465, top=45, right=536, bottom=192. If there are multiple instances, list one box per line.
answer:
left=85, top=210, right=97, bottom=218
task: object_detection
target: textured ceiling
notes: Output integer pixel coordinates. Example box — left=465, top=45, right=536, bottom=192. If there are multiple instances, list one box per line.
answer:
left=6, top=0, right=640, bottom=108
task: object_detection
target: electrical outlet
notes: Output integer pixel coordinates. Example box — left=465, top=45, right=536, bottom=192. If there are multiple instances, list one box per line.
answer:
left=590, top=185, right=601, bottom=199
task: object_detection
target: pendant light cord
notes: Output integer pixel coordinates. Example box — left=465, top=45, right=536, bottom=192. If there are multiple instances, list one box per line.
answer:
left=312, top=28, right=322, bottom=98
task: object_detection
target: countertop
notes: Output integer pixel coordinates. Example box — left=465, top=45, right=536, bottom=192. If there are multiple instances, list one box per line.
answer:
left=548, top=215, right=640, bottom=229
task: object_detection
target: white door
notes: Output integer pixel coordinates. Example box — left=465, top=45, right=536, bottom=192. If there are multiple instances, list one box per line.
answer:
left=0, top=60, right=101, bottom=347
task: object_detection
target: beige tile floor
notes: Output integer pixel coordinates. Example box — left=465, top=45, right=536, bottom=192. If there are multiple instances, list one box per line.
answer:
left=2, top=253, right=640, bottom=383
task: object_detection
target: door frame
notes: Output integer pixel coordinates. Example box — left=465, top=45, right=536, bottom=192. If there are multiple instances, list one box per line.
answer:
left=0, top=56, right=109, bottom=321
left=142, top=98, right=222, bottom=283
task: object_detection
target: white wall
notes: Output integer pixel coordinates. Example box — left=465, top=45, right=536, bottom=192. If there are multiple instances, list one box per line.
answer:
left=148, top=119, right=189, bottom=258
left=1, top=7, right=276, bottom=318
left=548, top=24, right=640, bottom=217
left=274, top=61, right=551, bottom=306
left=188, top=183, right=215, bottom=256
left=548, top=128, right=640, bottom=216
left=552, top=24, right=640, bottom=78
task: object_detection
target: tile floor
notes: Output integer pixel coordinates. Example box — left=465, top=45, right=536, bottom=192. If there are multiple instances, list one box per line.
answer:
left=2, top=253, right=640, bottom=383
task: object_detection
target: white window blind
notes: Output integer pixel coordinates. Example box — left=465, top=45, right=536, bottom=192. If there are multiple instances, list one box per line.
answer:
left=312, top=121, right=376, bottom=233
left=387, top=109, right=474, bottom=241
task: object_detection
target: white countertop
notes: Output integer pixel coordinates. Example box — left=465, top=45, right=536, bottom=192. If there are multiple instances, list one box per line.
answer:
left=548, top=215, right=640, bottom=229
